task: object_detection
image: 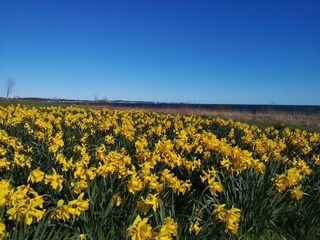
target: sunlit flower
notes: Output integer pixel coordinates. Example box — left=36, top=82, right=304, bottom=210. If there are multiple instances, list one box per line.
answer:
left=127, top=215, right=152, bottom=240
left=6, top=185, right=45, bottom=225
left=291, top=185, right=303, bottom=200
left=0, top=179, right=11, bottom=206
left=127, top=174, right=143, bottom=194
left=143, top=193, right=158, bottom=212
left=28, top=168, right=45, bottom=183
left=212, top=204, right=241, bottom=234
left=0, top=220, right=6, bottom=237
left=112, top=192, right=123, bottom=207
left=189, top=220, right=202, bottom=235
left=53, top=199, right=71, bottom=221
left=44, top=168, right=64, bottom=191
left=155, top=217, right=178, bottom=239
left=208, top=179, right=223, bottom=196
left=53, top=193, right=89, bottom=221
left=0, top=157, right=10, bottom=170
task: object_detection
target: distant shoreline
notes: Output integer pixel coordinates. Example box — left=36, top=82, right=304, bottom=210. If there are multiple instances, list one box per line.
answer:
left=1, top=97, right=320, bottom=114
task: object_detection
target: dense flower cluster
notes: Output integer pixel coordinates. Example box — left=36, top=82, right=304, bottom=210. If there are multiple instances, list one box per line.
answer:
left=0, top=104, right=319, bottom=239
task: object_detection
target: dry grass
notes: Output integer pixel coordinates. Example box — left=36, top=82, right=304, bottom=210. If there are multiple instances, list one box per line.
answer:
left=143, top=106, right=320, bottom=131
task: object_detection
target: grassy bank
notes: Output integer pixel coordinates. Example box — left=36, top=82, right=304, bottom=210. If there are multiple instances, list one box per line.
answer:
left=0, top=98, right=71, bottom=108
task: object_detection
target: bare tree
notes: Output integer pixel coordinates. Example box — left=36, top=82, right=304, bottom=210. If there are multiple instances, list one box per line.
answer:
left=94, top=94, right=99, bottom=103
left=6, top=77, right=16, bottom=98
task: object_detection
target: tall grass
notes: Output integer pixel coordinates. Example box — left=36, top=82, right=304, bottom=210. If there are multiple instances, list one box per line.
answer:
left=145, top=107, right=320, bottom=131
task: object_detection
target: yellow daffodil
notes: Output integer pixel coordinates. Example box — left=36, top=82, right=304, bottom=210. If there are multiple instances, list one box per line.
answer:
left=112, top=192, right=123, bottom=207
left=143, top=193, right=158, bottom=212
left=189, top=220, right=202, bottom=235
left=154, top=217, right=178, bottom=239
left=0, top=220, right=5, bottom=238
left=212, top=204, right=241, bottom=234
left=208, top=179, right=223, bottom=197
left=28, top=168, right=45, bottom=183
left=291, top=185, right=303, bottom=200
left=6, top=185, right=45, bottom=225
left=44, top=168, right=64, bottom=191
left=127, top=215, right=152, bottom=240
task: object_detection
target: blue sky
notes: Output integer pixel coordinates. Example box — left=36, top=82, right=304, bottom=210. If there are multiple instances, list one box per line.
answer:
left=1, top=0, right=319, bottom=105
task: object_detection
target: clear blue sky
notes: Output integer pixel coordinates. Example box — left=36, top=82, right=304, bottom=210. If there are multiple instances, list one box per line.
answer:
left=1, top=0, right=319, bottom=105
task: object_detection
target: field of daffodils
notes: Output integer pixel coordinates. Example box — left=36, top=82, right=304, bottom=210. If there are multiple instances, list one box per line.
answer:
left=0, top=105, right=319, bottom=239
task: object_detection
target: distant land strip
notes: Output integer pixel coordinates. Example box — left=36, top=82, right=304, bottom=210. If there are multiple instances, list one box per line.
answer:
left=3, top=97, right=320, bottom=114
